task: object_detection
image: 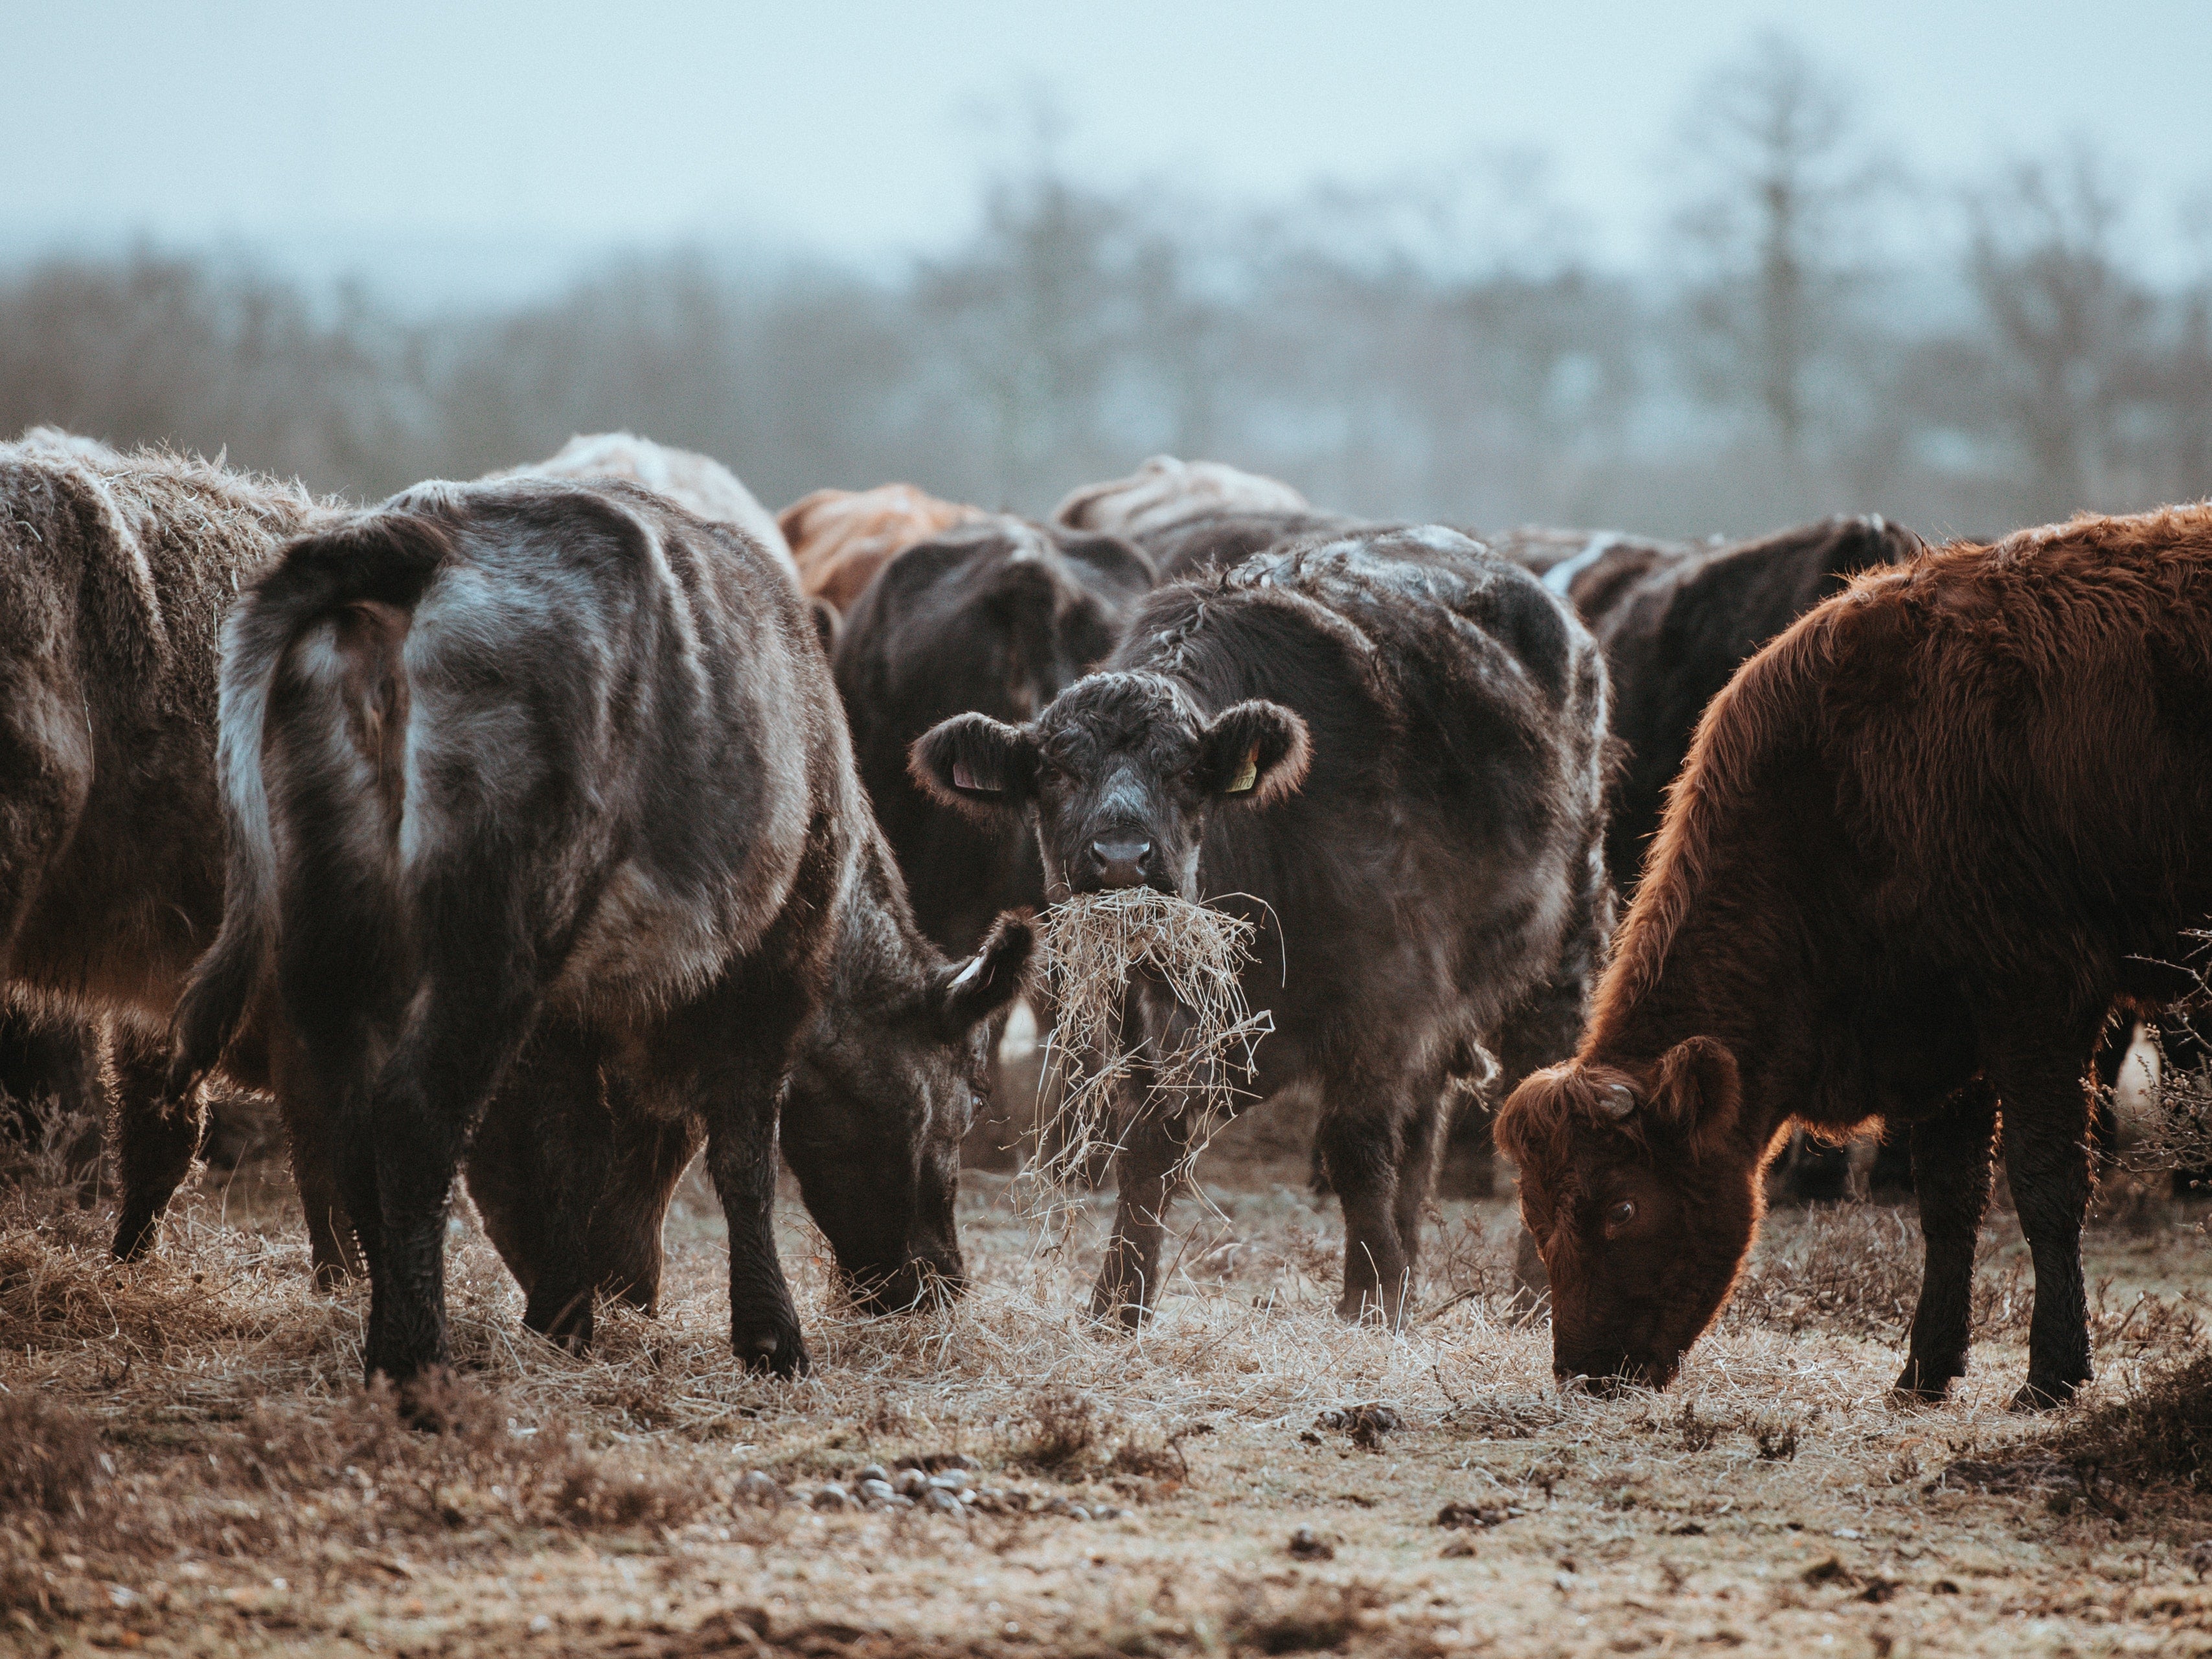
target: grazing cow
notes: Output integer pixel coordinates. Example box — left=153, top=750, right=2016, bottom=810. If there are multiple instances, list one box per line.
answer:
left=1497, top=505, right=2212, bottom=1408
left=462, top=819, right=1030, bottom=1344
left=1052, top=456, right=1310, bottom=542
left=915, top=527, right=1613, bottom=1326
left=835, top=516, right=1156, bottom=956
left=781, top=483, right=985, bottom=614
left=155, top=477, right=1031, bottom=1385
left=0, top=431, right=332, bottom=1246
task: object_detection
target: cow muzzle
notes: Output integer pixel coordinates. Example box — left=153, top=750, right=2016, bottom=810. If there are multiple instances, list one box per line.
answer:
left=1087, top=833, right=1154, bottom=890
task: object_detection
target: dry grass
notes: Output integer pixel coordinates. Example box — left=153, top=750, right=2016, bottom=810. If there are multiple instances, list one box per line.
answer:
left=1029, top=889, right=1273, bottom=1218
left=2, top=1129, right=2211, bottom=1655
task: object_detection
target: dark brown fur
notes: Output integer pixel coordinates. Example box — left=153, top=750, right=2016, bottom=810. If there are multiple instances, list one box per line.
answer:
left=916, top=527, right=1615, bottom=1328
left=1498, top=505, right=2212, bottom=1407
left=0, top=431, right=332, bottom=1243
left=151, top=477, right=1029, bottom=1387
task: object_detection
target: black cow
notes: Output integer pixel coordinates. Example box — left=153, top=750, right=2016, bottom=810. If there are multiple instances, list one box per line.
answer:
left=1562, top=515, right=1924, bottom=894
left=155, top=477, right=1031, bottom=1386
left=915, top=527, right=1613, bottom=1327
left=834, top=516, right=1156, bottom=955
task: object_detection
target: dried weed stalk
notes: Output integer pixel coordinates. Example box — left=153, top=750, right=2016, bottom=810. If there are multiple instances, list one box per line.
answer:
left=1028, top=889, right=1272, bottom=1219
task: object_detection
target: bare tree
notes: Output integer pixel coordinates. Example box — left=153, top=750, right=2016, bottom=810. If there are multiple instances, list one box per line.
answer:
left=1964, top=142, right=2150, bottom=520
left=1668, top=33, right=1889, bottom=459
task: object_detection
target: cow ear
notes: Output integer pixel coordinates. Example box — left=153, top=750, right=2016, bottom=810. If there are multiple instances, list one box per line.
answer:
left=910, top=714, right=1041, bottom=818
left=1198, top=699, right=1310, bottom=805
left=1650, top=1036, right=1740, bottom=1159
left=933, top=910, right=1034, bottom=1033
left=809, top=597, right=841, bottom=657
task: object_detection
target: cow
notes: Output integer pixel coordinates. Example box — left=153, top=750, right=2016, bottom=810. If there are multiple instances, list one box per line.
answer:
left=0, top=431, right=334, bottom=1251
left=490, top=431, right=798, bottom=584
left=780, top=483, right=985, bottom=614
left=150, top=476, right=1032, bottom=1386
left=461, top=817, right=1031, bottom=1347
left=1570, top=516, right=1924, bottom=894
left=834, top=516, right=1156, bottom=957
left=914, top=526, right=1614, bottom=1327
left=1496, top=505, right=2212, bottom=1409
left=1053, top=456, right=1310, bottom=542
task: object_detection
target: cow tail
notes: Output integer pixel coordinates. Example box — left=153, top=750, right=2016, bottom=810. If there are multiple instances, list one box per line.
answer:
left=166, top=512, right=450, bottom=1094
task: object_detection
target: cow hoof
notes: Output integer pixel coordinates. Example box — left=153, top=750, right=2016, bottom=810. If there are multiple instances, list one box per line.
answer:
left=1084, top=1297, right=1147, bottom=1335
left=111, top=1209, right=161, bottom=1263
left=1889, top=1360, right=1961, bottom=1406
left=1887, top=1382, right=1952, bottom=1408
left=735, top=1320, right=811, bottom=1378
left=2009, top=1377, right=2082, bottom=1412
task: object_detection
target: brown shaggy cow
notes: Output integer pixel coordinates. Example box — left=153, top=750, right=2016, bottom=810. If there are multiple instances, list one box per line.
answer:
left=1497, top=505, right=2212, bottom=1408
left=0, top=431, right=334, bottom=1249
left=780, top=483, right=984, bottom=613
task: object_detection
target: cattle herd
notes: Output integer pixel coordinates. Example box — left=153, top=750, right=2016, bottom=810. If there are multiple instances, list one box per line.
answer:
left=1, top=431, right=2207, bottom=1417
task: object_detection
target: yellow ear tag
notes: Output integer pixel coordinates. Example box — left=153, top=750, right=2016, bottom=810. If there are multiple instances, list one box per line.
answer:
left=1227, top=745, right=1259, bottom=794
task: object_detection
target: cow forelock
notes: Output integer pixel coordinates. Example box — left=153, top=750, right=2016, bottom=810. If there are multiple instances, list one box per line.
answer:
left=1030, top=672, right=1211, bottom=899
left=1503, top=1059, right=1760, bottom=1392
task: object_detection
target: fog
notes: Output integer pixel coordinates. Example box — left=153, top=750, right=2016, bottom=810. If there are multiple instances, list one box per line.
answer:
left=6, top=6, right=2209, bottom=538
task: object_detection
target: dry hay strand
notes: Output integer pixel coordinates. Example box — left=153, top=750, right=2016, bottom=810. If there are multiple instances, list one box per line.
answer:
left=1027, top=889, right=1272, bottom=1222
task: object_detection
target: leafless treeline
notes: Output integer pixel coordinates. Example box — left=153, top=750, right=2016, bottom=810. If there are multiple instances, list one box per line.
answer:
left=5, top=37, right=2208, bottom=537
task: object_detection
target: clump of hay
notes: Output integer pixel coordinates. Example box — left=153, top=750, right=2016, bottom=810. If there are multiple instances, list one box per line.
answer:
left=1029, top=888, right=1271, bottom=1215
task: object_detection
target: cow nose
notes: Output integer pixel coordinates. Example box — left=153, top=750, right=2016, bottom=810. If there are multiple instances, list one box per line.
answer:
left=1088, top=835, right=1152, bottom=889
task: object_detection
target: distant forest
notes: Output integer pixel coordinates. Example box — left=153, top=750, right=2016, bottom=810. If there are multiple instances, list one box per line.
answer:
left=6, top=38, right=2209, bottom=541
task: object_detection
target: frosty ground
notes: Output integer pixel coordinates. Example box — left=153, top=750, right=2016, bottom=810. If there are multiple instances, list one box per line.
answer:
left=4, top=1109, right=2211, bottom=1658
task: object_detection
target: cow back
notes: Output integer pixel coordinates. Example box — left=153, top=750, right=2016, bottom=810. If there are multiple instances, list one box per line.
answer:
left=0, top=435, right=329, bottom=1010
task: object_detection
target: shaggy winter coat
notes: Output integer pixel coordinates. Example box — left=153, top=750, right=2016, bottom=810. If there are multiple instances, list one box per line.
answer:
left=1498, top=504, right=2212, bottom=1408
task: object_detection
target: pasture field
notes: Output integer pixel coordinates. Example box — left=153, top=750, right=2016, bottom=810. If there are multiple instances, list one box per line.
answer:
left=4, top=1112, right=2211, bottom=1659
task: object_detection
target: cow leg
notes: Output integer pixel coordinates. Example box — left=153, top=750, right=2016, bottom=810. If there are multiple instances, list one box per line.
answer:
left=347, top=969, right=539, bottom=1389
left=588, top=1108, right=705, bottom=1315
left=2088, top=1017, right=2136, bottom=1176
left=1892, top=1078, right=1998, bottom=1402
left=1318, top=1086, right=1412, bottom=1327
left=687, top=970, right=814, bottom=1379
left=1088, top=1107, right=1182, bottom=1332
left=267, top=1020, right=361, bottom=1290
left=1986, top=1031, right=2099, bottom=1410
left=111, top=1024, right=207, bottom=1262
left=1390, top=1085, right=1448, bottom=1273
left=462, top=1025, right=608, bottom=1352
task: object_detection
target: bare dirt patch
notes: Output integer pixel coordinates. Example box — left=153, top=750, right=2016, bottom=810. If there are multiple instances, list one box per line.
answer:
left=3, top=1138, right=2210, bottom=1656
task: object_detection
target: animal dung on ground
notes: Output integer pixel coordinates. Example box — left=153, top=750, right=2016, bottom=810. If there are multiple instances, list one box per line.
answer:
left=1029, top=887, right=1273, bottom=1212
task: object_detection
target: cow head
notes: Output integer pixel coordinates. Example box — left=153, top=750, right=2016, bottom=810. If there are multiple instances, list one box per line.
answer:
left=1494, top=1038, right=1758, bottom=1393
left=909, top=670, right=1310, bottom=900
left=779, top=909, right=1033, bottom=1313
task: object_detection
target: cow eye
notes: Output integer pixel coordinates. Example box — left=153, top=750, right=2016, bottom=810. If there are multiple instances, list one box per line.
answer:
left=1604, top=1198, right=1637, bottom=1233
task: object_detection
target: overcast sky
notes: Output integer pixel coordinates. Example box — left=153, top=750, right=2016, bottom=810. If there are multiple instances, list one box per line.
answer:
left=8, top=0, right=2209, bottom=302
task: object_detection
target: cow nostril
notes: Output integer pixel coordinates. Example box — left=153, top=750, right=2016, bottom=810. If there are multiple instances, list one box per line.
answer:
left=1088, top=837, right=1152, bottom=887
